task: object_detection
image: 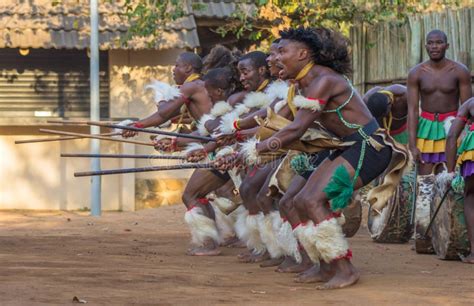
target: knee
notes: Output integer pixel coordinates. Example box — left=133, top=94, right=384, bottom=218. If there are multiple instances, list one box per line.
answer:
left=256, top=187, right=268, bottom=206
left=239, top=180, right=257, bottom=200
left=181, top=193, right=192, bottom=206
left=182, top=188, right=199, bottom=206
left=294, top=192, right=322, bottom=213
left=279, top=195, right=293, bottom=214
left=293, top=193, right=310, bottom=213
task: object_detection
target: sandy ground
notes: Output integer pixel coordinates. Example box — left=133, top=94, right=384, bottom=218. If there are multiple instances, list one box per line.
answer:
left=1, top=206, right=473, bottom=306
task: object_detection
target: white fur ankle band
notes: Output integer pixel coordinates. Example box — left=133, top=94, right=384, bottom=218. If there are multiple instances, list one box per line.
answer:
left=184, top=206, right=219, bottom=247
left=308, top=217, right=350, bottom=263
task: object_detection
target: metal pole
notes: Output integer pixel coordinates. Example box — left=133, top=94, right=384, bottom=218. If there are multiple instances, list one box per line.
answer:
left=90, top=0, right=101, bottom=216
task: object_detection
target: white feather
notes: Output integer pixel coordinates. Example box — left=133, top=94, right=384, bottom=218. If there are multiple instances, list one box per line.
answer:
left=196, top=114, right=215, bottom=136
left=265, top=80, right=289, bottom=102
left=210, top=101, right=233, bottom=117
left=184, top=142, right=205, bottom=155
left=243, top=92, right=272, bottom=109
left=145, top=80, right=181, bottom=104
left=234, top=103, right=251, bottom=116
left=293, top=95, right=322, bottom=112
left=215, top=146, right=235, bottom=158
left=218, top=111, right=240, bottom=135
left=184, top=207, right=219, bottom=246
left=241, top=137, right=259, bottom=165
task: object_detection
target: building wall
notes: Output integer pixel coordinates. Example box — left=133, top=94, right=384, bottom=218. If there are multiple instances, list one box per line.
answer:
left=0, top=129, right=133, bottom=211
left=109, top=48, right=193, bottom=210
left=0, top=48, right=191, bottom=211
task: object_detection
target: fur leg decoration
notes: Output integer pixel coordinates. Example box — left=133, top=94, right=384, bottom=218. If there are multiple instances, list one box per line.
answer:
left=211, top=201, right=236, bottom=243
left=246, top=213, right=267, bottom=255
left=307, top=218, right=350, bottom=263
left=233, top=206, right=250, bottom=243
left=258, top=211, right=284, bottom=259
left=293, top=221, right=320, bottom=263
left=184, top=207, right=219, bottom=247
left=277, top=219, right=302, bottom=263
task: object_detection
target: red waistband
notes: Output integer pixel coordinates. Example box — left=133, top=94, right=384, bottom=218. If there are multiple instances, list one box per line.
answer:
left=390, top=122, right=407, bottom=135
left=420, top=110, right=458, bottom=122
left=470, top=123, right=474, bottom=131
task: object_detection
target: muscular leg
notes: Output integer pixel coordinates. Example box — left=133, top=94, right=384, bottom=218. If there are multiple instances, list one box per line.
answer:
left=462, top=176, right=474, bottom=263
left=294, top=157, right=361, bottom=289
left=182, top=169, right=229, bottom=256
left=277, top=175, right=313, bottom=274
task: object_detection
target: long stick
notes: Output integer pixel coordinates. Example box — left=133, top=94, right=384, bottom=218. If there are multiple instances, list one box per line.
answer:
left=39, top=129, right=154, bottom=146
left=410, top=163, right=418, bottom=226
left=15, top=132, right=121, bottom=144
left=423, top=186, right=451, bottom=238
left=74, top=163, right=214, bottom=177
left=87, top=121, right=215, bottom=142
left=61, top=153, right=186, bottom=160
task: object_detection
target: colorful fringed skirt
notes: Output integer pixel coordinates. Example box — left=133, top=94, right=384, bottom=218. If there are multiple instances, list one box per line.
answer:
left=457, top=124, right=474, bottom=178
left=390, top=122, right=408, bottom=145
left=416, top=110, right=457, bottom=163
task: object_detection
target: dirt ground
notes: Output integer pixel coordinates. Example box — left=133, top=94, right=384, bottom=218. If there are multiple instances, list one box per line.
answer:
left=1, top=206, right=473, bottom=305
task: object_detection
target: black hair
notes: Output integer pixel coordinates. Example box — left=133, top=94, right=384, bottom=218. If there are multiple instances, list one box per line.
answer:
left=202, top=45, right=238, bottom=73
left=279, top=26, right=352, bottom=74
left=367, top=93, right=390, bottom=119
left=179, top=52, right=203, bottom=73
left=272, top=38, right=281, bottom=45
left=202, top=67, right=237, bottom=92
left=238, top=51, right=268, bottom=70
left=426, top=29, right=448, bottom=43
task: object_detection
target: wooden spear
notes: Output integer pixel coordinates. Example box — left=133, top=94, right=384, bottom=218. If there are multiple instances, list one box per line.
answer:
left=86, top=121, right=215, bottom=142
left=74, top=163, right=214, bottom=177
left=61, top=153, right=186, bottom=160
left=15, top=132, right=121, bottom=144
left=39, top=129, right=155, bottom=146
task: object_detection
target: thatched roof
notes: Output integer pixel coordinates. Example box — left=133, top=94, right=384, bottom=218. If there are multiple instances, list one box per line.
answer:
left=0, top=0, right=254, bottom=50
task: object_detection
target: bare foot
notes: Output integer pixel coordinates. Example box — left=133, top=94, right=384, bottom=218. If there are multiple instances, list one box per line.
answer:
left=276, top=257, right=313, bottom=273
left=294, top=264, right=334, bottom=283
left=187, top=247, right=221, bottom=256
left=239, top=251, right=270, bottom=263
left=461, top=253, right=474, bottom=264
left=317, top=260, right=360, bottom=290
left=220, top=236, right=238, bottom=247
left=259, top=257, right=284, bottom=268
left=228, top=239, right=246, bottom=248
left=237, top=250, right=252, bottom=260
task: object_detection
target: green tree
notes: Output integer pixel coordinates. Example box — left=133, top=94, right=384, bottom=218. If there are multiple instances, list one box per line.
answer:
left=122, top=0, right=467, bottom=46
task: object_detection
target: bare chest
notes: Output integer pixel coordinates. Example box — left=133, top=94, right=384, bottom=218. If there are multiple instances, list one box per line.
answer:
left=419, top=72, right=459, bottom=96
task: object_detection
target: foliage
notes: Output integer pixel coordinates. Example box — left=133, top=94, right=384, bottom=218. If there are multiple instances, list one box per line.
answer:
left=122, top=0, right=468, bottom=47
left=122, top=0, right=197, bottom=46
left=223, top=0, right=467, bottom=40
